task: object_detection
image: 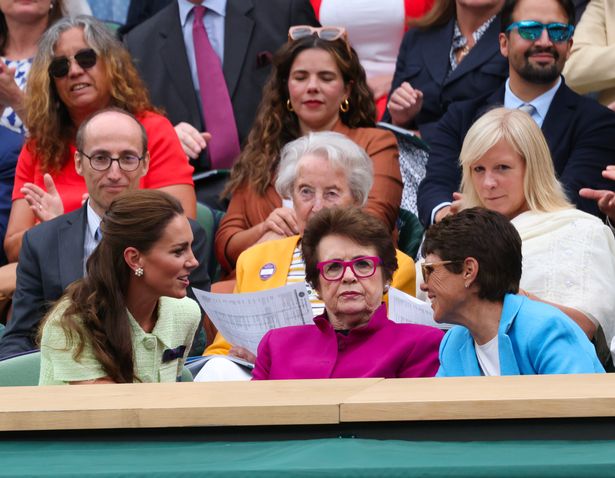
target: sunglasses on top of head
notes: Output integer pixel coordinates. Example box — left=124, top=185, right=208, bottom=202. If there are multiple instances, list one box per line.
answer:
left=506, top=21, right=574, bottom=43
left=288, top=25, right=348, bottom=42
left=48, top=48, right=98, bottom=78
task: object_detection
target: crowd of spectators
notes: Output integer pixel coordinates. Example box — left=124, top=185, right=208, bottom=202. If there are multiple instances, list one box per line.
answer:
left=0, top=0, right=613, bottom=385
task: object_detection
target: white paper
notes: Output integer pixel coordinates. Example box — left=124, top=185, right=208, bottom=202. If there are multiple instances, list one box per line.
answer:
left=192, top=283, right=313, bottom=354
left=387, top=287, right=452, bottom=330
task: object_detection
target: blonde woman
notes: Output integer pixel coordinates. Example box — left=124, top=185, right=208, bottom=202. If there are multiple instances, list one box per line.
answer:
left=458, top=107, right=615, bottom=366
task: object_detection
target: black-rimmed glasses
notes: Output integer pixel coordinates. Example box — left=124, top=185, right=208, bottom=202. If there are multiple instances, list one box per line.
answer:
left=78, top=150, right=145, bottom=172
left=49, top=48, right=98, bottom=78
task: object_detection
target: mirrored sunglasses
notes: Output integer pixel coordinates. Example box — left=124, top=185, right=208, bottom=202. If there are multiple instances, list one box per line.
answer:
left=49, top=48, right=98, bottom=78
left=506, top=21, right=574, bottom=43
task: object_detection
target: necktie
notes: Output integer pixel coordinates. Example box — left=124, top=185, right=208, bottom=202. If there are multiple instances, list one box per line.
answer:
left=192, top=5, right=240, bottom=170
left=94, top=226, right=102, bottom=243
left=518, top=103, right=536, bottom=116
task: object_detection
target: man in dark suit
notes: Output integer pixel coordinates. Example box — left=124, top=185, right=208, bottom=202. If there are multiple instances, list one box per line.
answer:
left=383, top=3, right=508, bottom=141
left=0, top=109, right=211, bottom=359
left=123, top=0, right=318, bottom=207
left=418, top=0, right=615, bottom=227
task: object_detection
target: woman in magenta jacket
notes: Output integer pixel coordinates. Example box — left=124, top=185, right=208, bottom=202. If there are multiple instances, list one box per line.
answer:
left=252, top=207, right=443, bottom=380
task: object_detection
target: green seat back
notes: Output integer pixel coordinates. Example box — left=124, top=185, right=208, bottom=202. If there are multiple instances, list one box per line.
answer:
left=397, top=209, right=424, bottom=260
left=0, top=351, right=40, bottom=387
left=180, top=366, right=194, bottom=382
left=196, top=203, right=225, bottom=282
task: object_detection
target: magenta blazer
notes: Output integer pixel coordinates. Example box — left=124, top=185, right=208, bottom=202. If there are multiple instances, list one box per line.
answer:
left=252, top=303, right=443, bottom=380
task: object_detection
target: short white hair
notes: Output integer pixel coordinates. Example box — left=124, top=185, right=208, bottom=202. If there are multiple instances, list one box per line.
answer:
left=275, top=131, right=373, bottom=206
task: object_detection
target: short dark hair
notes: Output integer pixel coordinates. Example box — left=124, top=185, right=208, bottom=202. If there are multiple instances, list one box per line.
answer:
left=422, top=208, right=522, bottom=302
left=301, top=207, right=398, bottom=291
left=75, top=107, right=148, bottom=155
left=500, top=0, right=575, bottom=32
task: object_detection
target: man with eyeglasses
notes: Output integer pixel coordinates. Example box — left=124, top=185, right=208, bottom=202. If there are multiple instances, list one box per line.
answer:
left=417, top=0, right=615, bottom=227
left=0, top=108, right=211, bottom=359
left=123, top=0, right=318, bottom=209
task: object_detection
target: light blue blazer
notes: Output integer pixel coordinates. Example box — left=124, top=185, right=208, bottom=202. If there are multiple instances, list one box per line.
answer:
left=437, top=294, right=605, bottom=376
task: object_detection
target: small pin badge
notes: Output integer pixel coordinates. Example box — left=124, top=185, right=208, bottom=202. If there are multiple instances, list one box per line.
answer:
left=259, top=263, right=276, bottom=280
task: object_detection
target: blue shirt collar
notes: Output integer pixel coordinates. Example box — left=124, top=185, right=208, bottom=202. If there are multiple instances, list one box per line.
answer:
left=178, top=0, right=226, bottom=27
left=504, top=76, right=561, bottom=125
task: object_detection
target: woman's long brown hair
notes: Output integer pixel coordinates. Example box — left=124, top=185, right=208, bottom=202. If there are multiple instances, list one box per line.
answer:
left=224, top=35, right=376, bottom=197
left=39, top=190, right=184, bottom=383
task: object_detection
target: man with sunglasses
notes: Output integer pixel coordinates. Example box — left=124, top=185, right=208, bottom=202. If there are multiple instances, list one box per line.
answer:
left=0, top=108, right=211, bottom=359
left=417, top=0, right=615, bottom=227
left=123, top=0, right=318, bottom=209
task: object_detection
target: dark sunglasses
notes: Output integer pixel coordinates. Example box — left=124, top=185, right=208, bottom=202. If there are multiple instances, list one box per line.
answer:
left=48, top=48, right=98, bottom=78
left=506, top=21, right=574, bottom=43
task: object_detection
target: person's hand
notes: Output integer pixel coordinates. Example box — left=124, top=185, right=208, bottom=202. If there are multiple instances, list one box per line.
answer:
left=174, top=122, right=212, bottom=159
left=261, top=207, right=300, bottom=237
left=387, top=81, right=424, bottom=127
left=579, top=188, right=615, bottom=222
left=367, top=74, right=393, bottom=101
left=20, top=173, right=64, bottom=222
left=256, top=230, right=286, bottom=244
left=434, top=193, right=464, bottom=223
left=608, top=100, right=615, bottom=112
left=0, top=60, right=24, bottom=113
left=579, top=166, right=615, bottom=222
left=229, top=345, right=256, bottom=364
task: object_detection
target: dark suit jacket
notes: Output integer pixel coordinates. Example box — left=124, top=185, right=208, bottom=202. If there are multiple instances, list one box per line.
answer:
left=124, top=0, right=318, bottom=171
left=382, top=16, right=508, bottom=141
left=417, top=79, right=615, bottom=226
left=0, top=206, right=211, bottom=359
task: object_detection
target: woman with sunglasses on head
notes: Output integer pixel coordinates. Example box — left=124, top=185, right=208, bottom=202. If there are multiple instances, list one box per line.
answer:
left=0, top=0, right=63, bottom=265
left=456, top=107, right=615, bottom=368
left=214, top=26, right=403, bottom=276
left=252, top=206, right=442, bottom=380
left=4, top=15, right=196, bottom=264
left=310, top=0, right=434, bottom=119
left=422, top=207, right=604, bottom=377
left=39, top=190, right=201, bottom=385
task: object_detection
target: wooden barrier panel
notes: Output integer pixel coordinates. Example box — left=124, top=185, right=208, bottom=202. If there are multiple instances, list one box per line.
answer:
left=2, top=375, right=615, bottom=434
left=340, top=374, right=615, bottom=422
left=0, top=378, right=380, bottom=432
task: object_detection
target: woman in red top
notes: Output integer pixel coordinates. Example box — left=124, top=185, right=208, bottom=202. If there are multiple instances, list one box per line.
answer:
left=4, top=15, right=195, bottom=262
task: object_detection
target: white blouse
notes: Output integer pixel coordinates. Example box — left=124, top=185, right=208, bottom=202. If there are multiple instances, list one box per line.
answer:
left=319, top=0, right=406, bottom=79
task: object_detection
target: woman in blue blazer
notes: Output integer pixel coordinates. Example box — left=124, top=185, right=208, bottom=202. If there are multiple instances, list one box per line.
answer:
left=420, top=208, right=604, bottom=377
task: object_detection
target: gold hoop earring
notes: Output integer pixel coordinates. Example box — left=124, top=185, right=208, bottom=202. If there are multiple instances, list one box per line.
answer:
left=286, top=99, right=294, bottom=112
left=340, top=98, right=350, bottom=113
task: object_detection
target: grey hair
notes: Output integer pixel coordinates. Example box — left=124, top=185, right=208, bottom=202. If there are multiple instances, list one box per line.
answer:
left=36, top=15, right=122, bottom=62
left=275, top=131, right=373, bottom=206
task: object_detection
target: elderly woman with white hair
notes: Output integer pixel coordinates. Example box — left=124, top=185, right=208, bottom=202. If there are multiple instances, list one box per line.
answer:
left=458, top=107, right=615, bottom=368
left=196, top=131, right=417, bottom=380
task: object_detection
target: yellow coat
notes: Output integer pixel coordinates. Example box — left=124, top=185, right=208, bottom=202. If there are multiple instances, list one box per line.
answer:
left=205, top=235, right=416, bottom=355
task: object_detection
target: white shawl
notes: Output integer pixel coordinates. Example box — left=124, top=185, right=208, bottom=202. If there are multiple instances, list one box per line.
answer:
left=512, top=209, right=615, bottom=358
